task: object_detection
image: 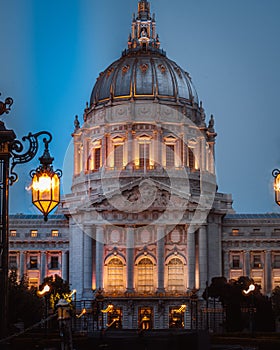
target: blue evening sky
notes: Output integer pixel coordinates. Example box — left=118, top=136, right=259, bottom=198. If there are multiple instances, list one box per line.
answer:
left=0, top=0, right=280, bottom=215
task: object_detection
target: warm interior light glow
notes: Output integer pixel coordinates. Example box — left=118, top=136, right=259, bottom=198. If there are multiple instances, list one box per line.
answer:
left=67, top=289, right=77, bottom=298
left=274, top=173, right=280, bottom=205
left=101, top=304, right=114, bottom=313
left=31, top=171, right=60, bottom=219
left=243, top=284, right=255, bottom=295
left=274, top=175, right=280, bottom=192
left=76, top=308, right=87, bottom=318
left=173, top=304, right=187, bottom=313
left=32, top=174, right=52, bottom=192
left=37, top=284, right=50, bottom=296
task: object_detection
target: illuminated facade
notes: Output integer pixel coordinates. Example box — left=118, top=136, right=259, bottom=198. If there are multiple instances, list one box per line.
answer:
left=8, top=215, right=69, bottom=288
left=8, top=0, right=280, bottom=330
left=62, top=0, right=233, bottom=329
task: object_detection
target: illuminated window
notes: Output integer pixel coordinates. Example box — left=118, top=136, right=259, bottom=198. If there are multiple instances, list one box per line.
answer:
left=10, top=230, right=17, bottom=237
left=167, top=258, right=185, bottom=292
left=29, top=278, right=39, bottom=289
left=107, top=258, right=124, bottom=292
left=166, top=144, right=175, bottom=168
left=51, top=230, right=59, bottom=237
left=188, top=147, right=195, bottom=170
left=231, top=229, right=239, bottom=236
left=273, top=279, right=280, bottom=289
left=252, top=254, right=262, bottom=268
left=94, top=147, right=101, bottom=171
left=50, top=256, right=59, bottom=269
left=253, top=277, right=262, bottom=289
left=137, top=258, right=154, bottom=293
left=139, top=143, right=150, bottom=169
left=232, top=255, right=240, bottom=269
left=274, top=254, right=280, bottom=268
left=30, top=230, right=38, bottom=238
left=114, top=145, right=123, bottom=169
left=273, top=229, right=280, bottom=236
left=29, top=256, right=38, bottom=269
left=9, top=255, right=18, bottom=269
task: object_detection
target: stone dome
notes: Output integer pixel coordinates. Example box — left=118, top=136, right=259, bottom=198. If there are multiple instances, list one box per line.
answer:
left=90, top=49, right=199, bottom=108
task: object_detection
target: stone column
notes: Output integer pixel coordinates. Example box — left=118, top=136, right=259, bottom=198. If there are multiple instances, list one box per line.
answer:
left=20, top=251, right=26, bottom=278
left=62, top=251, right=69, bottom=282
left=200, top=138, right=206, bottom=171
left=126, top=226, right=135, bottom=292
left=96, top=225, right=104, bottom=290
left=157, top=226, right=165, bottom=293
left=69, top=221, right=84, bottom=299
left=156, top=127, right=162, bottom=166
left=244, top=250, right=250, bottom=277
left=73, top=141, right=80, bottom=176
left=101, top=135, right=107, bottom=167
left=187, top=227, right=195, bottom=290
left=83, top=226, right=93, bottom=298
left=199, top=226, right=207, bottom=290
left=264, top=250, right=272, bottom=295
left=40, top=252, right=46, bottom=284
left=223, top=250, right=230, bottom=279
left=127, top=127, right=133, bottom=167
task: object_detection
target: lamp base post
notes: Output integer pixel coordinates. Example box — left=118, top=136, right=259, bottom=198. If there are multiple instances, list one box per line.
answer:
left=0, top=93, right=61, bottom=340
left=0, top=122, right=16, bottom=339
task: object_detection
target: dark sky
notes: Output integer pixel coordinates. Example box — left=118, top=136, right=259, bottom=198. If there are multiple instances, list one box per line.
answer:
left=1, top=0, right=280, bottom=214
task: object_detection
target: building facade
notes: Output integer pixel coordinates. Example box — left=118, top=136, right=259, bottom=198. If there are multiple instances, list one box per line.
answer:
left=8, top=0, right=280, bottom=330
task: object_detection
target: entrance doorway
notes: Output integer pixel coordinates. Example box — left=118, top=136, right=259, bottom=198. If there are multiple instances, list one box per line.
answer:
left=138, top=307, right=153, bottom=330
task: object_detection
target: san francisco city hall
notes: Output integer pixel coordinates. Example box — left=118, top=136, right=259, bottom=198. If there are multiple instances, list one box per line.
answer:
left=8, top=0, right=280, bottom=330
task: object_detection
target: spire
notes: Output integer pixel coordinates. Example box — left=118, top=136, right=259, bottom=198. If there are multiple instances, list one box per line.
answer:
left=127, top=1, right=161, bottom=52
left=137, top=0, right=151, bottom=21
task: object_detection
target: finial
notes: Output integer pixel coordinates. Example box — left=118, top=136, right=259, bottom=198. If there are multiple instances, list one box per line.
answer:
left=0, top=93, right=13, bottom=116
left=208, top=114, right=215, bottom=131
left=74, top=115, right=80, bottom=131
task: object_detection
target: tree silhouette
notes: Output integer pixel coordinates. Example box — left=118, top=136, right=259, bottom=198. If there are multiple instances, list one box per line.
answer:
left=8, top=270, right=43, bottom=331
left=203, top=276, right=275, bottom=332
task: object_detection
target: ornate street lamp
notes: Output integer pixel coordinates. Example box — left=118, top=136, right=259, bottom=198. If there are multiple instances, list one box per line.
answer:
left=0, top=93, right=62, bottom=339
left=272, top=169, right=280, bottom=206
left=30, top=137, right=62, bottom=221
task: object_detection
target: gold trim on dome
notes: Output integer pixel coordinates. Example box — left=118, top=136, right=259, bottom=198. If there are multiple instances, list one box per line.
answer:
left=107, top=67, right=114, bottom=77
left=122, top=65, right=130, bottom=75
left=140, top=63, right=149, bottom=73
left=158, top=64, right=166, bottom=73
left=174, top=66, right=182, bottom=79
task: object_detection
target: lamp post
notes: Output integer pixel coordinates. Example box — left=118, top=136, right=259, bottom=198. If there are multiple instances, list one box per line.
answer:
left=0, top=93, right=62, bottom=339
left=272, top=169, right=280, bottom=206
left=37, top=284, right=51, bottom=334
left=242, top=283, right=256, bottom=336
left=57, top=299, right=73, bottom=350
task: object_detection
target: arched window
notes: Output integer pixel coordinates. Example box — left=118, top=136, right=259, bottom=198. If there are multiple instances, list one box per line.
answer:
left=107, top=258, right=124, bottom=292
left=137, top=257, right=154, bottom=293
left=114, top=144, right=123, bottom=169
left=166, top=144, right=175, bottom=167
left=188, top=147, right=195, bottom=171
left=93, top=147, right=101, bottom=171
left=167, top=258, right=185, bottom=293
left=139, top=143, right=150, bottom=169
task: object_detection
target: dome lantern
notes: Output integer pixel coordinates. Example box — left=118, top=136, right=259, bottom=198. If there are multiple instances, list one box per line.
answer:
left=129, top=0, right=160, bottom=51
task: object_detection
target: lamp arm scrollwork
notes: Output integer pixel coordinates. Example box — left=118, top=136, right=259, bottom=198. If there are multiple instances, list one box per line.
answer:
left=10, top=131, right=52, bottom=184
left=272, top=169, right=280, bottom=178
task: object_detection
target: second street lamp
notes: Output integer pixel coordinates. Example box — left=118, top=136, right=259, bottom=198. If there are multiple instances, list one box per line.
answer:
left=272, top=169, right=280, bottom=206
